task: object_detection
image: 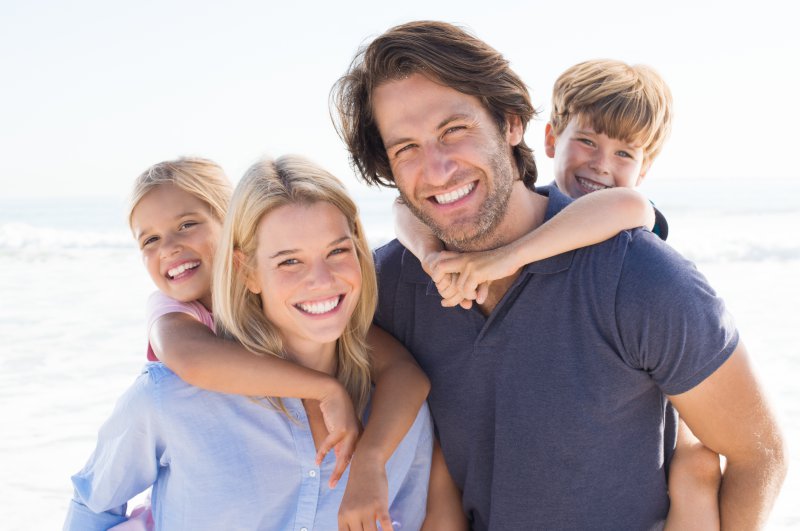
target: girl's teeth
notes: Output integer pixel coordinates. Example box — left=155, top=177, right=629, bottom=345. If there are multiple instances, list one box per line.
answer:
left=297, top=297, right=340, bottom=315
left=435, top=183, right=475, bottom=205
left=168, top=261, right=200, bottom=278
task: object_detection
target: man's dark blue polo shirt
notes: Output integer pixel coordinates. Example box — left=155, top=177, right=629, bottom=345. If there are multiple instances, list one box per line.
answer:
left=373, top=185, right=738, bottom=530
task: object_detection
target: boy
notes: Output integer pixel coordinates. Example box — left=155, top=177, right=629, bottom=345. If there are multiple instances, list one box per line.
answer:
left=395, top=59, right=722, bottom=530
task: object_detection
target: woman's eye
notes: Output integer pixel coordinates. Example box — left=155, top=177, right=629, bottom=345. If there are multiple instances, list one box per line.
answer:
left=329, top=247, right=351, bottom=257
left=279, top=258, right=299, bottom=266
left=142, top=236, right=158, bottom=247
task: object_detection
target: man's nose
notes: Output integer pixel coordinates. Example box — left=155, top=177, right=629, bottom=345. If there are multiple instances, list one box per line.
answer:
left=421, top=142, right=457, bottom=186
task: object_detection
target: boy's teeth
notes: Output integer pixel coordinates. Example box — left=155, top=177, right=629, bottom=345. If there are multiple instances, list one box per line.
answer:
left=168, top=261, right=200, bottom=278
left=297, top=297, right=341, bottom=315
left=577, top=177, right=609, bottom=192
left=434, top=183, right=475, bottom=205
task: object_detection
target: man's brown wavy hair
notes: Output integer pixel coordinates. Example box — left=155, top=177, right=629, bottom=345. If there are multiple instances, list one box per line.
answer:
left=331, top=20, right=538, bottom=189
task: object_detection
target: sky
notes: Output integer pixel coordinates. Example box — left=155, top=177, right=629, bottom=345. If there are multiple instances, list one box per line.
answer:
left=1, top=0, right=798, bottom=200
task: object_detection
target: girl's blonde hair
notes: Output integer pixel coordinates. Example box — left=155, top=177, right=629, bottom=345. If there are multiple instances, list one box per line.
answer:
left=212, top=155, right=376, bottom=417
left=128, top=157, right=232, bottom=227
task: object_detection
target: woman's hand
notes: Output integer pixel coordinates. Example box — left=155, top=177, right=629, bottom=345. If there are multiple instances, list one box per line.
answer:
left=338, top=455, right=393, bottom=530
left=315, top=381, right=361, bottom=488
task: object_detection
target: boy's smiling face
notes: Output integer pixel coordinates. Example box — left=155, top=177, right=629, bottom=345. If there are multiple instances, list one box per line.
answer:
left=546, top=116, right=649, bottom=198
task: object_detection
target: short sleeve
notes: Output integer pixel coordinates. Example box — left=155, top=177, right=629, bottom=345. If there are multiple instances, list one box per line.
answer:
left=614, top=230, right=739, bottom=395
left=145, top=292, right=214, bottom=361
left=64, top=368, right=165, bottom=530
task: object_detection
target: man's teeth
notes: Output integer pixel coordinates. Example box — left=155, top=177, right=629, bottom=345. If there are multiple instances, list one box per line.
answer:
left=434, top=183, right=475, bottom=205
left=167, top=261, right=200, bottom=279
left=297, top=297, right=341, bottom=315
left=577, top=177, right=610, bottom=192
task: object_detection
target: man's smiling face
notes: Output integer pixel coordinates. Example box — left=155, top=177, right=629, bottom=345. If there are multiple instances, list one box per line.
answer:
left=372, top=74, right=523, bottom=251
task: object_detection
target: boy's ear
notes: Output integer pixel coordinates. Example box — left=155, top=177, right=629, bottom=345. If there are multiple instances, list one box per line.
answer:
left=234, top=249, right=261, bottom=294
left=505, top=114, right=524, bottom=146
left=636, top=160, right=652, bottom=186
left=544, top=123, right=556, bottom=159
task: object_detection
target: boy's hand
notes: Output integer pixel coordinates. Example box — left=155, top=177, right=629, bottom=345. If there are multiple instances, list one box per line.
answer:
left=316, top=382, right=361, bottom=488
left=430, top=249, right=518, bottom=308
left=338, top=456, right=393, bottom=530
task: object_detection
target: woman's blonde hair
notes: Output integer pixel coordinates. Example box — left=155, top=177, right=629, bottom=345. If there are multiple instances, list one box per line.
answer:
left=212, top=155, right=376, bottom=417
left=128, top=157, right=232, bottom=228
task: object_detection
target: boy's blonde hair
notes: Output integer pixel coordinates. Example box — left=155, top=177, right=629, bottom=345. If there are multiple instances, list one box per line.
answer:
left=212, top=155, right=376, bottom=417
left=128, top=157, right=232, bottom=228
left=550, top=59, right=673, bottom=164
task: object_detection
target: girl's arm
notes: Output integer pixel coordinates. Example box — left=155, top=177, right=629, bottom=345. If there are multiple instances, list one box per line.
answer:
left=430, top=187, right=656, bottom=307
left=152, top=313, right=359, bottom=482
left=337, top=325, right=432, bottom=529
left=422, top=440, right=468, bottom=531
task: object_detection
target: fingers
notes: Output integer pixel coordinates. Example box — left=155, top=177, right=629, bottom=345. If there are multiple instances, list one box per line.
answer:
left=316, top=431, right=344, bottom=465
left=377, top=511, right=394, bottom=530
left=476, top=283, right=489, bottom=305
left=329, top=437, right=358, bottom=488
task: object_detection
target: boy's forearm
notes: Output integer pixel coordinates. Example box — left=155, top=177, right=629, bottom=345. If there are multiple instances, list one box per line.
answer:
left=393, top=198, right=442, bottom=270
left=513, top=187, right=655, bottom=264
left=153, top=315, right=340, bottom=399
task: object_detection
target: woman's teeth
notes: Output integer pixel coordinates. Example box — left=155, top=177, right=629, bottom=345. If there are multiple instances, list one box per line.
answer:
left=435, top=183, right=475, bottom=204
left=167, top=261, right=200, bottom=279
left=296, top=296, right=341, bottom=315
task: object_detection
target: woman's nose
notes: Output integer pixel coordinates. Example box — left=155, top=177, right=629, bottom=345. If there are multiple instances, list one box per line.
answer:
left=307, top=258, right=335, bottom=288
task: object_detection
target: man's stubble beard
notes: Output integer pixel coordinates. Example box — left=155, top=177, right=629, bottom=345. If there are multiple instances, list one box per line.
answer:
left=398, top=143, right=515, bottom=253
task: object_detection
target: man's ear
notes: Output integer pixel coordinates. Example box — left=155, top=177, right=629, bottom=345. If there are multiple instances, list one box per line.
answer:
left=544, top=123, right=556, bottom=159
left=505, top=114, right=524, bottom=146
left=235, top=249, right=261, bottom=294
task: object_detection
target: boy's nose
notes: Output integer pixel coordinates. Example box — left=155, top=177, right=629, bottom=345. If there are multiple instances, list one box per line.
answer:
left=589, top=152, right=610, bottom=175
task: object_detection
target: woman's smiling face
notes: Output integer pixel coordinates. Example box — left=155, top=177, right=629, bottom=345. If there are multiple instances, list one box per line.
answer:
left=245, top=201, right=362, bottom=362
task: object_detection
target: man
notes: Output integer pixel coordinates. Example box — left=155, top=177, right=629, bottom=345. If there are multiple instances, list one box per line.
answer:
left=332, top=20, right=787, bottom=530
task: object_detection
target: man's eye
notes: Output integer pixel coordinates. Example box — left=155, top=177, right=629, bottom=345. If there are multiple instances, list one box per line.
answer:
left=394, top=144, right=415, bottom=157
left=444, top=125, right=466, bottom=135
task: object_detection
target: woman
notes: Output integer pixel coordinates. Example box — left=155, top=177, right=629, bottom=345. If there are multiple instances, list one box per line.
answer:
left=65, top=156, right=452, bottom=530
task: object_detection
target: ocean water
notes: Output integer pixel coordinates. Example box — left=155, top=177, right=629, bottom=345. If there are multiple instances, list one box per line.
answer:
left=1, top=179, right=798, bottom=529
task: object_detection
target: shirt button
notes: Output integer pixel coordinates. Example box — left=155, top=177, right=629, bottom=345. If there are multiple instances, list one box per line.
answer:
left=300, top=528, right=308, bottom=531
left=309, top=470, right=316, bottom=477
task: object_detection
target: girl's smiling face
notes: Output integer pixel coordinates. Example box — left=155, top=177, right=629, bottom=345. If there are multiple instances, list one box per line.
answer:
left=130, top=183, right=222, bottom=310
left=244, top=201, right=362, bottom=367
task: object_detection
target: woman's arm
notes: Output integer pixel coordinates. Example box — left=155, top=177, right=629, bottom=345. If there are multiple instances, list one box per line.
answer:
left=152, top=313, right=360, bottom=481
left=337, top=325, right=431, bottom=528
left=422, top=440, right=468, bottom=531
left=430, top=187, right=656, bottom=307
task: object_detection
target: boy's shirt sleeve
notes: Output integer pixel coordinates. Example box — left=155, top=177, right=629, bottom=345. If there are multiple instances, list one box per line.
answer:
left=651, top=203, right=669, bottom=241
left=145, top=291, right=214, bottom=361
left=64, top=367, right=165, bottom=531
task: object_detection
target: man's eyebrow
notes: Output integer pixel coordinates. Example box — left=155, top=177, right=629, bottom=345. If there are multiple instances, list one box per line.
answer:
left=384, top=114, right=473, bottom=151
left=268, top=236, right=352, bottom=259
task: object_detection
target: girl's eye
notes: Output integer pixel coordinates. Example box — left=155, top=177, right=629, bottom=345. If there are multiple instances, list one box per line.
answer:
left=180, top=221, right=198, bottom=230
left=142, top=236, right=158, bottom=248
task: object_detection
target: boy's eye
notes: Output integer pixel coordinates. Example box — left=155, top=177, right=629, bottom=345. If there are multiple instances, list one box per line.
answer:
left=617, top=150, right=633, bottom=159
left=578, top=138, right=595, bottom=147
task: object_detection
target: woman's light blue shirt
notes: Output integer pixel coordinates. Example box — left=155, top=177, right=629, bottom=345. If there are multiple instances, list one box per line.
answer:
left=64, top=362, right=433, bottom=530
